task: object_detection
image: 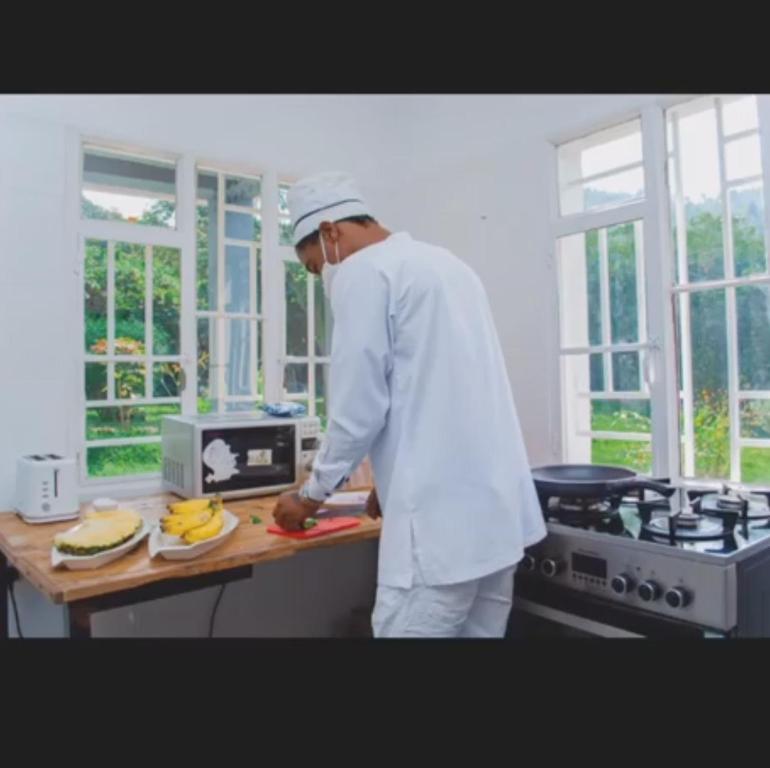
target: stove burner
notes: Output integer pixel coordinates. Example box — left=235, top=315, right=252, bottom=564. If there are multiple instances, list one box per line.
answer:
left=673, top=509, right=702, bottom=529
left=715, top=494, right=743, bottom=510
left=545, top=496, right=623, bottom=530
left=645, top=514, right=726, bottom=540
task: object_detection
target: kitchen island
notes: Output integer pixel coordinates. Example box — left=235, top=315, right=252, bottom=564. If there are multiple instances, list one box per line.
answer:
left=0, top=490, right=380, bottom=638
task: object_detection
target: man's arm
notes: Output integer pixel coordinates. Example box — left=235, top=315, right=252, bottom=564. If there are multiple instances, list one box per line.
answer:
left=273, top=260, right=392, bottom=530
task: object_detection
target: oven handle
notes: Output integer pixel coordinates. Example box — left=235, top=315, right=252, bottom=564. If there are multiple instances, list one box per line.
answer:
left=515, top=598, right=645, bottom=638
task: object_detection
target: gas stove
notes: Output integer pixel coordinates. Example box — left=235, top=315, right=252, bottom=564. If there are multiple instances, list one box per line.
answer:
left=511, top=482, right=770, bottom=637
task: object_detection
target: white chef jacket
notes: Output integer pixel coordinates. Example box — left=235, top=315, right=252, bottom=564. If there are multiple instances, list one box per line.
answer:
left=304, top=232, right=547, bottom=588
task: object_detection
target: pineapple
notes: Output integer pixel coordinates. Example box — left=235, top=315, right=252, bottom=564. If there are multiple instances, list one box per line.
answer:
left=54, top=510, right=142, bottom=556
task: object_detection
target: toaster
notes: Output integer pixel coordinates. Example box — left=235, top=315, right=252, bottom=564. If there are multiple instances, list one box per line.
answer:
left=15, top=454, right=80, bottom=524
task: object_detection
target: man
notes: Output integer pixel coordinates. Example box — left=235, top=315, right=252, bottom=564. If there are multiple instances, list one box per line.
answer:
left=272, top=171, right=546, bottom=638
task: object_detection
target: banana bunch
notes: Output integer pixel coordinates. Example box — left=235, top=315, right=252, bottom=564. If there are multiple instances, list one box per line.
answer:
left=161, top=496, right=225, bottom=545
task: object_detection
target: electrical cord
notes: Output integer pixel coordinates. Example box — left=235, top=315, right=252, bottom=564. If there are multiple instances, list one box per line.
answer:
left=209, top=584, right=226, bottom=637
left=9, top=582, right=24, bottom=639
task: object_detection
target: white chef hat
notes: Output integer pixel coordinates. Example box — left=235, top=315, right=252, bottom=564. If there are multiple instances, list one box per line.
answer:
left=288, top=171, right=372, bottom=247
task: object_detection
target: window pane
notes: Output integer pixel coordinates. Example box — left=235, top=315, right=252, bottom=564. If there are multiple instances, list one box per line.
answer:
left=608, top=222, right=640, bottom=344
left=667, top=100, right=725, bottom=283
left=592, top=440, right=652, bottom=473
left=87, top=443, right=163, bottom=478
left=114, top=363, right=145, bottom=400
left=225, top=175, right=261, bottom=208
left=557, top=223, right=642, bottom=349
left=196, top=171, right=218, bottom=312
left=612, top=351, right=641, bottom=392
left=737, top=285, right=770, bottom=390
left=85, top=363, right=107, bottom=401
left=592, top=400, right=653, bottom=483
left=279, top=183, right=293, bottom=246
left=590, top=353, right=604, bottom=392
left=284, top=363, right=309, bottom=395
left=314, top=276, right=333, bottom=356
left=558, top=119, right=644, bottom=215
left=582, top=167, right=644, bottom=213
left=592, top=399, right=651, bottom=433
left=225, top=318, right=253, bottom=397
left=742, top=448, right=770, bottom=484
left=197, top=317, right=217, bottom=413
left=279, top=218, right=293, bottom=247
left=82, top=146, right=176, bottom=228
left=725, top=134, right=762, bottom=181
left=679, top=289, right=730, bottom=479
left=562, top=356, right=651, bottom=471
left=585, top=231, right=602, bottom=346
left=285, top=261, right=308, bottom=356
left=84, top=239, right=108, bottom=354
left=732, top=184, right=767, bottom=277
left=153, top=362, right=182, bottom=398
left=225, top=210, right=261, bottom=242
left=86, top=403, right=180, bottom=440
left=316, top=363, right=329, bottom=428
left=722, top=96, right=759, bottom=136
left=153, top=246, right=180, bottom=355
left=114, top=242, right=145, bottom=354
left=225, top=245, right=250, bottom=314
left=740, top=400, right=770, bottom=439
left=557, top=231, right=601, bottom=348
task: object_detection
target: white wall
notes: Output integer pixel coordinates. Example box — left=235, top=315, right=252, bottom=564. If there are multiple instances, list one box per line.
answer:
left=381, top=94, right=688, bottom=466
left=0, top=93, right=682, bottom=636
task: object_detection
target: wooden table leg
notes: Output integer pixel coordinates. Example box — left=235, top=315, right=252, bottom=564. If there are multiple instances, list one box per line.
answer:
left=0, top=552, right=8, bottom=640
left=66, top=602, right=93, bottom=639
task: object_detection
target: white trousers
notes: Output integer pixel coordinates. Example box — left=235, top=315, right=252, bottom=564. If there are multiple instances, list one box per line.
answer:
left=371, top=558, right=516, bottom=638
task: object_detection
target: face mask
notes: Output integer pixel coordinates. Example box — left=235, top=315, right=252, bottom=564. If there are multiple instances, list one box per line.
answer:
left=319, top=234, right=342, bottom=297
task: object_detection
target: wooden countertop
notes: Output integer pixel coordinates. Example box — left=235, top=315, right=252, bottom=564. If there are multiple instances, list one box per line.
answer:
left=0, top=491, right=380, bottom=604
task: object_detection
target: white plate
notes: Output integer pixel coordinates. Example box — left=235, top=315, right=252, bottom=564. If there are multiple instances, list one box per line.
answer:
left=148, top=509, right=239, bottom=560
left=51, top=518, right=150, bottom=570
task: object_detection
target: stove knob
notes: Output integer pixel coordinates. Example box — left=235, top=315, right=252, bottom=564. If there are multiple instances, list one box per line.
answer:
left=540, top=558, right=564, bottom=577
left=665, top=587, right=692, bottom=609
left=611, top=574, right=635, bottom=595
left=519, top=554, right=537, bottom=572
left=638, top=580, right=662, bottom=602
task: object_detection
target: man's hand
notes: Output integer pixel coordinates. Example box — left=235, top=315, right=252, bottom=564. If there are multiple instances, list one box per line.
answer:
left=365, top=488, right=381, bottom=520
left=273, top=491, right=322, bottom=532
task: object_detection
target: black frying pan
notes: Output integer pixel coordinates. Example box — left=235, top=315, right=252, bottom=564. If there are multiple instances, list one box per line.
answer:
left=531, top=464, right=675, bottom=499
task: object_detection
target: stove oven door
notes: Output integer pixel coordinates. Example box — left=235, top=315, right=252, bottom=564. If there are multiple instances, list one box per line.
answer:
left=509, top=576, right=728, bottom=638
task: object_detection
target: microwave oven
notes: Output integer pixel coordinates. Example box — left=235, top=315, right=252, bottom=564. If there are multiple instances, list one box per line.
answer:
left=161, top=413, right=322, bottom=499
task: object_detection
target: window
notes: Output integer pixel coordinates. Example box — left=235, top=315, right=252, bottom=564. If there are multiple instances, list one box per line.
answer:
left=196, top=169, right=264, bottom=414
left=554, top=95, right=770, bottom=487
left=557, top=119, right=645, bottom=216
left=83, top=239, right=182, bottom=478
left=82, top=145, right=177, bottom=228
left=668, top=95, right=770, bottom=483
left=557, top=221, right=652, bottom=473
left=78, top=146, right=334, bottom=484
left=280, top=183, right=333, bottom=426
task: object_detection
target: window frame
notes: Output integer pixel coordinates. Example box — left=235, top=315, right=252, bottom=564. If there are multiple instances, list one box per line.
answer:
left=668, top=95, right=770, bottom=482
left=550, top=96, right=770, bottom=487
left=195, top=165, right=265, bottom=414
left=73, top=138, right=293, bottom=490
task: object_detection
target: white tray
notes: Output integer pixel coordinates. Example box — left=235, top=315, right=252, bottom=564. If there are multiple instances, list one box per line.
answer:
left=148, top=509, right=239, bottom=560
left=51, top=519, right=150, bottom=570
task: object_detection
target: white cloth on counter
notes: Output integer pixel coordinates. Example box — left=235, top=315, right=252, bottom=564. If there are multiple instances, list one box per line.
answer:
left=372, top=552, right=516, bottom=638
left=304, top=231, right=547, bottom=588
